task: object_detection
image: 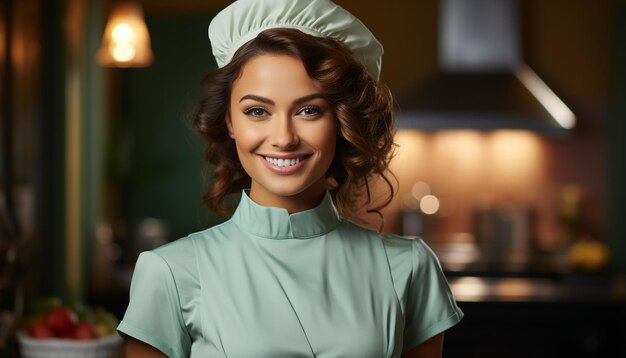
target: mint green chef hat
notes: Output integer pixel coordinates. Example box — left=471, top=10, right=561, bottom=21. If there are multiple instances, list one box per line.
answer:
left=208, top=0, right=384, bottom=80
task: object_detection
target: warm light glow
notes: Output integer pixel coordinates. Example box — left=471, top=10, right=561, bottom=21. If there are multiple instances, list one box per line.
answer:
left=390, top=130, right=430, bottom=204
left=488, top=130, right=543, bottom=193
left=516, top=64, right=576, bottom=129
left=450, top=277, right=489, bottom=301
left=384, top=128, right=549, bottom=235
left=429, top=130, right=488, bottom=195
left=420, top=194, right=440, bottom=215
left=494, top=278, right=534, bottom=298
left=112, top=43, right=136, bottom=62
left=97, top=2, right=153, bottom=68
left=411, top=181, right=431, bottom=200
left=112, top=23, right=135, bottom=43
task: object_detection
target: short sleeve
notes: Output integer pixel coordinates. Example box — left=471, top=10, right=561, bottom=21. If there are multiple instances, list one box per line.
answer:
left=117, top=251, right=191, bottom=358
left=402, top=239, right=464, bottom=353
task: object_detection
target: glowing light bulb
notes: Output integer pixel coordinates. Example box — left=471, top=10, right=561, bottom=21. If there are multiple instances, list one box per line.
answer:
left=112, top=43, right=136, bottom=62
left=112, top=23, right=136, bottom=43
left=97, top=3, right=153, bottom=67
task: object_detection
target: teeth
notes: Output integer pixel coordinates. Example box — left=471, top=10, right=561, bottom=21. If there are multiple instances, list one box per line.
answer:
left=264, top=156, right=304, bottom=167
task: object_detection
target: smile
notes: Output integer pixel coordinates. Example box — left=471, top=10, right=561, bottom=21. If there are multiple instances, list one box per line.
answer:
left=263, top=156, right=305, bottom=167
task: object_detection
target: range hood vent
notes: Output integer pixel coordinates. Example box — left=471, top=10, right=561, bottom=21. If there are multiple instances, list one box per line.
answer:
left=397, top=0, right=576, bottom=135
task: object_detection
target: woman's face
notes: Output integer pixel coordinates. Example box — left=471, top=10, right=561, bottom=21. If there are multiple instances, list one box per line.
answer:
left=228, top=54, right=337, bottom=211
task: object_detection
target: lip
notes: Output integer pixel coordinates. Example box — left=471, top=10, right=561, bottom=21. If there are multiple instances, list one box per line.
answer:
left=258, top=154, right=311, bottom=175
left=258, top=152, right=312, bottom=160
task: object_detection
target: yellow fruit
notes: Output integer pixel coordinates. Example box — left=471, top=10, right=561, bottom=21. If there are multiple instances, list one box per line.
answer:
left=96, top=322, right=115, bottom=337
left=569, top=239, right=610, bottom=271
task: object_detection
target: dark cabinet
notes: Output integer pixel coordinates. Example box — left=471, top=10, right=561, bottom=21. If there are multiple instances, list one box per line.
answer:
left=443, top=279, right=626, bottom=357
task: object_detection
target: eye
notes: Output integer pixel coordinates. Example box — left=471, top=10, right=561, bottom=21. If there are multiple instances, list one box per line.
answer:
left=297, top=105, right=322, bottom=117
left=244, top=107, right=269, bottom=117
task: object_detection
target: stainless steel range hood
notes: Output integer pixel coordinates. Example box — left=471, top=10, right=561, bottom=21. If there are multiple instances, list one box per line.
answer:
left=396, top=0, right=576, bottom=135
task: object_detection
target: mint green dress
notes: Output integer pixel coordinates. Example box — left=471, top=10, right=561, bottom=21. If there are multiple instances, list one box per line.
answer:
left=117, top=191, right=463, bottom=357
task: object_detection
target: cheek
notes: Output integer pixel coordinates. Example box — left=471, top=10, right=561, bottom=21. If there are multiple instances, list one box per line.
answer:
left=230, top=116, right=261, bottom=147
left=312, top=120, right=338, bottom=157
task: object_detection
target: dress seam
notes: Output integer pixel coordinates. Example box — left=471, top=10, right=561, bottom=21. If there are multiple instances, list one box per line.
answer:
left=410, top=239, right=417, bottom=296
left=377, top=237, right=406, bottom=358
left=190, top=235, right=204, bottom=345
left=379, top=239, right=405, bottom=317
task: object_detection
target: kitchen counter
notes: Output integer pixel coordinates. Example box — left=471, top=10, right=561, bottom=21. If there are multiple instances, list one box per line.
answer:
left=443, top=274, right=626, bottom=357
left=430, top=239, right=626, bottom=357
left=448, top=275, right=626, bottom=303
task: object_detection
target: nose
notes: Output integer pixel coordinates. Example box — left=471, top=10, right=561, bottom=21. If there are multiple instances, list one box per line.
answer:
left=269, top=114, right=299, bottom=149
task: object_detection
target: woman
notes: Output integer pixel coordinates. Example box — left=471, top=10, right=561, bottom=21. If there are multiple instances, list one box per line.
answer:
left=117, top=1, right=463, bottom=357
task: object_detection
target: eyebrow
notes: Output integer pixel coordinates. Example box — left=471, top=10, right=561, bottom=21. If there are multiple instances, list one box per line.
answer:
left=239, top=93, right=325, bottom=106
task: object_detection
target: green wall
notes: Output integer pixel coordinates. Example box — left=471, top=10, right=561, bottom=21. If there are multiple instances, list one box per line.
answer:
left=113, top=13, right=224, bottom=243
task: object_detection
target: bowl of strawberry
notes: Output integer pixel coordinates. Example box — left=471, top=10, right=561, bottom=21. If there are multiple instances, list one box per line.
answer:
left=18, top=299, right=123, bottom=358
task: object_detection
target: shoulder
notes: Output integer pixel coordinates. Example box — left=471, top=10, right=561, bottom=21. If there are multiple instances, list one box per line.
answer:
left=152, top=219, right=237, bottom=258
left=145, top=219, right=242, bottom=276
left=140, top=221, right=231, bottom=282
left=333, top=218, right=421, bottom=257
left=335, top=218, right=408, bottom=243
left=132, top=237, right=198, bottom=295
left=336, top=219, right=421, bottom=274
left=149, top=235, right=197, bottom=276
left=407, top=238, right=445, bottom=278
left=379, top=233, right=439, bottom=267
left=334, top=218, right=435, bottom=259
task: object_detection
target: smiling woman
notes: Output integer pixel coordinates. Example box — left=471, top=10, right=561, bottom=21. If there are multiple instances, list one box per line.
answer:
left=195, top=26, right=397, bottom=220
left=227, top=54, right=337, bottom=212
left=116, top=1, right=463, bottom=357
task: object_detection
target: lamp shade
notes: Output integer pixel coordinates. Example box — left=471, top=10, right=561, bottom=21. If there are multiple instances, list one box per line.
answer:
left=97, top=2, right=153, bottom=67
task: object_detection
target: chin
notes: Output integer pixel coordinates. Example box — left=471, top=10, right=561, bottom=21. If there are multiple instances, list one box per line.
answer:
left=263, top=182, right=313, bottom=198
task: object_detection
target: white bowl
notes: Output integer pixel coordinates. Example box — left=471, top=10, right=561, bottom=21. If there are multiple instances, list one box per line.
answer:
left=16, top=331, right=124, bottom=358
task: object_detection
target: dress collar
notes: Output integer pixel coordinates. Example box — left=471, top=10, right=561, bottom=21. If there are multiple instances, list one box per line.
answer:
left=231, top=190, right=341, bottom=240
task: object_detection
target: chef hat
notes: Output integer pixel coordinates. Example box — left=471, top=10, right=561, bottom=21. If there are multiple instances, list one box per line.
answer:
left=208, top=0, right=384, bottom=80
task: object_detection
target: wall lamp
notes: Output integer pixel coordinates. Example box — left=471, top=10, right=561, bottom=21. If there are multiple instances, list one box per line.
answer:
left=97, top=2, right=153, bottom=68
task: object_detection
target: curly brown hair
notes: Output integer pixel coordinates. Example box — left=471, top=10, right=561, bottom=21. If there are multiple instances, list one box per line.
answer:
left=194, top=28, right=396, bottom=223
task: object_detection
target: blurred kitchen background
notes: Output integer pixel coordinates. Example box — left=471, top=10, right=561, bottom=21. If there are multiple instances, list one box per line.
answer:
left=1, top=0, right=625, bottom=356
